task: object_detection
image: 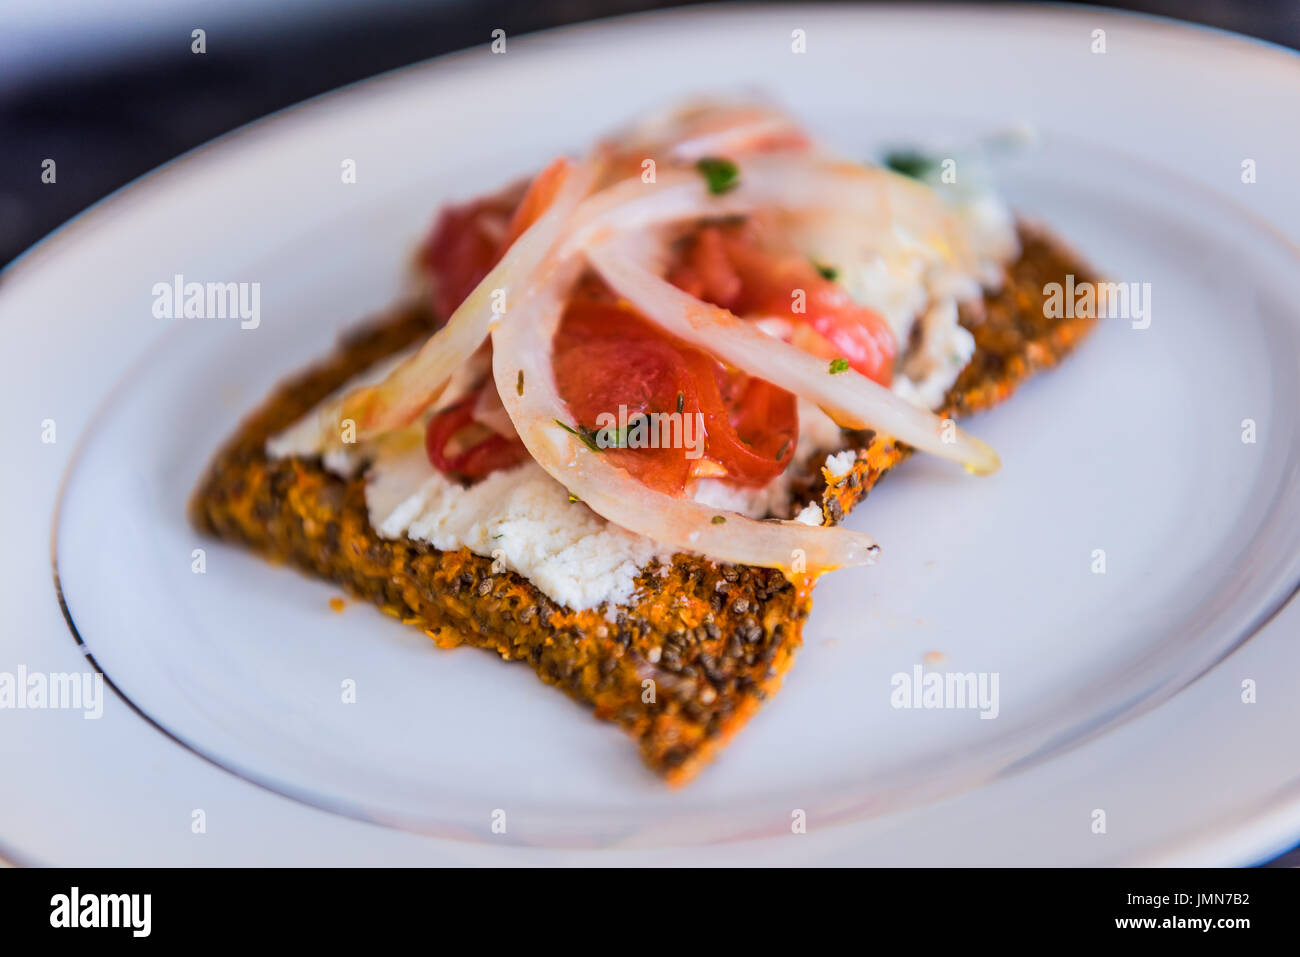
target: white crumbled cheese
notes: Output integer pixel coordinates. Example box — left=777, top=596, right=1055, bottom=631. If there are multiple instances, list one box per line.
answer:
left=365, top=448, right=672, bottom=612
left=268, top=384, right=849, bottom=610
left=793, top=160, right=1019, bottom=414
left=839, top=251, right=932, bottom=346
left=892, top=298, right=978, bottom=412
left=321, top=447, right=362, bottom=477
left=954, top=192, right=1020, bottom=288
left=813, top=248, right=983, bottom=414
left=793, top=501, right=823, bottom=526
left=824, top=449, right=857, bottom=480
left=790, top=236, right=982, bottom=413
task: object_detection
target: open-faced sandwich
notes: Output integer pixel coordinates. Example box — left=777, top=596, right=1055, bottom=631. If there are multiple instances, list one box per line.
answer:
left=192, top=101, right=1097, bottom=784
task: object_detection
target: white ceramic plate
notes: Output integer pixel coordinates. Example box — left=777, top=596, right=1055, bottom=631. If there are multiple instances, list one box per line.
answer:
left=3, top=3, right=1299, bottom=866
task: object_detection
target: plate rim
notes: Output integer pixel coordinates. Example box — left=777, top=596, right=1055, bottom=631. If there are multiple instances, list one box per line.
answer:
left=5, top=1, right=1300, bottom=865
left=44, top=132, right=1300, bottom=849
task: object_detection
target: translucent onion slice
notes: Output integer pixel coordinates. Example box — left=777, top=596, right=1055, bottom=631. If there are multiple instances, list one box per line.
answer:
left=666, top=116, right=807, bottom=161
left=489, top=259, right=881, bottom=576
left=564, top=155, right=974, bottom=272
left=586, top=243, right=1001, bottom=475
left=332, top=166, right=737, bottom=443
left=742, top=156, right=978, bottom=273
left=341, top=151, right=974, bottom=443
left=471, top=374, right=518, bottom=438
left=335, top=159, right=599, bottom=437
left=558, top=168, right=752, bottom=256
left=607, top=100, right=810, bottom=166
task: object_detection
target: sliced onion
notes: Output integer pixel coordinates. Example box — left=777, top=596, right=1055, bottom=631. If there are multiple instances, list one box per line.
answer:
left=330, top=166, right=738, bottom=440
left=338, top=152, right=968, bottom=442
left=334, top=146, right=985, bottom=467
left=559, top=169, right=752, bottom=256
left=744, top=156, right=977, bottom=272
left=564, top=155, right=974, bottom=272
left=334, top=159, right=600, bottom=437
left=471, top=375, right=518, bottom=439
left=489, top=258, right=880, bottom=576
left=586, top=242, right=1000, bottom=474
left=606, top=100, right=808, bottom=163
left=668, top=115, right=805, bottom=161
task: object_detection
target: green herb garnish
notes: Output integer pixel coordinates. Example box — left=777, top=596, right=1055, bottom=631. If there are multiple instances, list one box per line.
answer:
left=696, top=156, right=740, bottom=195
left=812, top=259, right=839, bottom=281
left=711, top=515, right=727, bottom=525
left=828, top=357, right=850, bottom=374
left=776, top=437, right=791, bottom=461
left=883, top=150, right=934, bottom=180
left=568, top=492, right=580, bottom=504
left=676, top=391, right=684, bottom=413
left=554, top=419, right=603, bottom=453
left=516, top=370, right=524, bottom=396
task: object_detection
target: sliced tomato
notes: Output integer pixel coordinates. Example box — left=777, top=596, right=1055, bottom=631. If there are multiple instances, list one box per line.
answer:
left=421, top=178, right=821, bottom=494
left=425, top=391, right=528, bottom=483
left=500, top=157, right=572, bottom=249
left=703, top=359, right=798, bottom=484
left=553, top=299, right=797, bottom=493
left=422, top=160, right=574, bottom=321
left=420, top=193, right=516, bottom=320
left=553, top=304, right=699, bottom=494
left=671, top=225, right=897, bottom=385
left=452, top=432, right=529, bottom=479
left=554, top=297, right=668, bottom=349
left=666, top=225, right=742, bottom=309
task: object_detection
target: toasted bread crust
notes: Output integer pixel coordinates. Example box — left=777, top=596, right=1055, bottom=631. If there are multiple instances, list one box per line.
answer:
left=801, top=223, right=1100, bottom=525
left=190, top=224, right=1097, bottom=785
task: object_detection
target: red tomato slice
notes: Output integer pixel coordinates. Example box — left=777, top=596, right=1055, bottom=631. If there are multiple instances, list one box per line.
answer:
left=703, top=359, right=798, bottom=483
left=452, top=432, right=530, bottom=479
left=423, top=160, right=574, bottom=321
left=425, top=391, right=528, bottom=483
left=673, top=225, right=897, bottom=385
left=666, top=225, right=742, bottom=310
left=422, top=183, right=824, bottom=494
left=500, top=158, right=572, bottom=249
left=420, top=193, right=516, bottom=320
left=553, top=304, right=699, bottom=494
left=554, top=297, right=669, bottom=349
left=553, top=300, right=797, bottom=492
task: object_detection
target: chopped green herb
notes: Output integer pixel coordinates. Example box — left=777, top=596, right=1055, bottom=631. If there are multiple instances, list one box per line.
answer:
left=711, top=515, right=727, bottom=525
left=776, top=437, right=791, bottom=461
left=567, top=492, right=580, bottom=504
left=491, top=533, right=505, bottom=540
left=811, top=259, right=839, bottom=281
left=604, top=425, right=631, bottom=449
left=883, top=150, right=934, bottom=180
left=676, top=391, right=684, bottom=413
left=554, top=419, right=603, bottom=453
left=696, top=156, right=740, bottom=195
left=515, top=370, right=524, bottom=396
left=829, top=357, right=850, bottom=374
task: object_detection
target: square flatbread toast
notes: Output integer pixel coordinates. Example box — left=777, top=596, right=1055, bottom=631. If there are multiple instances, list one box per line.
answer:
left=190, top=223, right=1096, bottom=785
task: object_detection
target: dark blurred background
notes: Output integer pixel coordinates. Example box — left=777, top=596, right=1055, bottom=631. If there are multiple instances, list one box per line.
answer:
left=2, top=0, right=1298, bottom=866
left=2, top=0, right=1299, bottom=269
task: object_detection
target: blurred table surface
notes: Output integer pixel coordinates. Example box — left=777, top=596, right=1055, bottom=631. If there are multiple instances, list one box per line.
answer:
left=3, top=0, right=1298, bottom=269
left=1, top=0, right=1297, bottom=865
